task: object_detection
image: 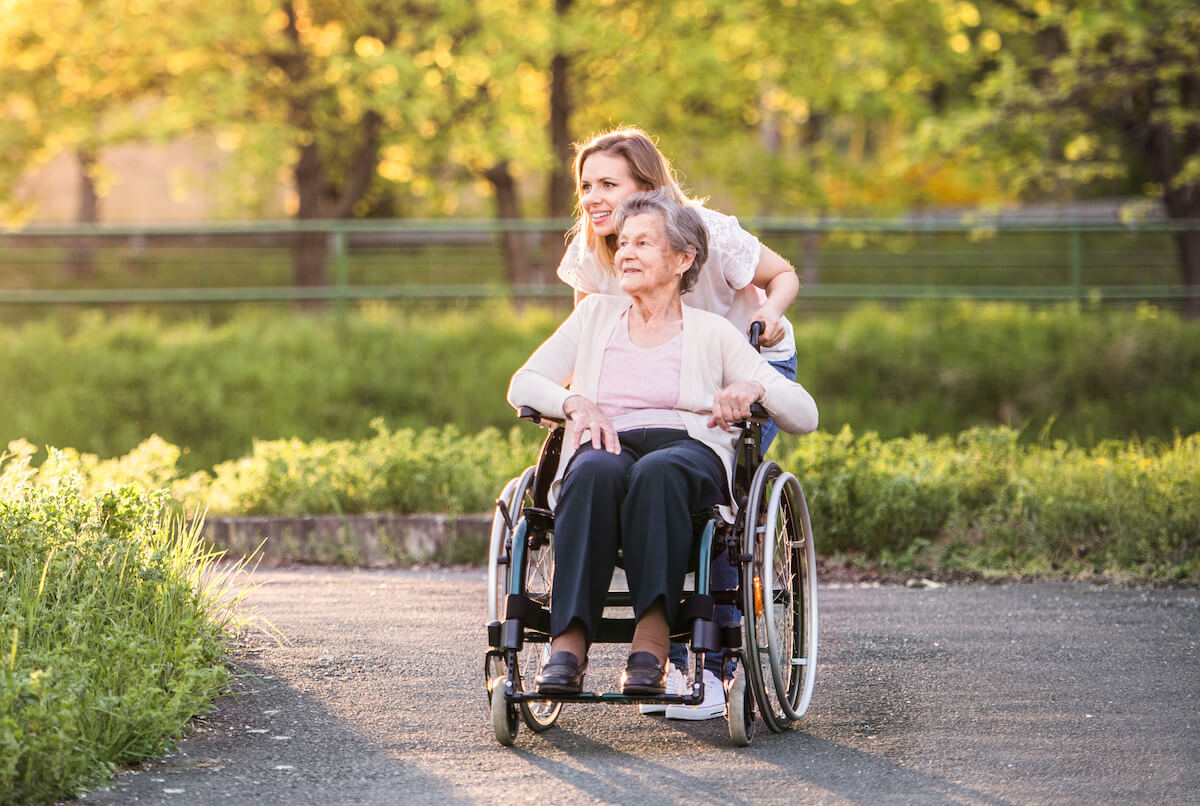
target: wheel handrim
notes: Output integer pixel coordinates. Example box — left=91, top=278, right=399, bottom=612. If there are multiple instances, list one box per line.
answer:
left=741, top=462, right=792, bottom=732
left=488, top=467, right=535, bottom=624
left=762, top=472, right=817, bottom=721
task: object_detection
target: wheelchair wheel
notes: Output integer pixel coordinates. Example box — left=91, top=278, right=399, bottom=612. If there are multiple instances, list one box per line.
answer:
left=508, top=516, right=561, bottom=730
left=741, top=462, right=819, bottom=731
left=490, top=676, right=519, bottom=746
left=518, top=643, right=560, bottom=731
left=487, top=467, right=536, bottom=625
left=495, top=491, right=561, bottom=730
left=726, top=673, right=755, bottom=747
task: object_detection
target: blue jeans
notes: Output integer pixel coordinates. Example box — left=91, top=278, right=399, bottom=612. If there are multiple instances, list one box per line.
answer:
left=670, top=352, right=798, bottom=678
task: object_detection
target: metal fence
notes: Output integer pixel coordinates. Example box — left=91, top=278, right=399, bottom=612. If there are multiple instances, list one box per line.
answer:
left=2, top=215, right=1197, bottom=311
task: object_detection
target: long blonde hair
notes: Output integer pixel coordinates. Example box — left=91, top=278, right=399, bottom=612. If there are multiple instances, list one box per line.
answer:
left=567, top=128, right=690, bottom=273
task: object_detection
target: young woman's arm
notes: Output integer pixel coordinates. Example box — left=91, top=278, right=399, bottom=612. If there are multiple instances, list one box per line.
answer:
left=748, top=245, right=799, bottom=348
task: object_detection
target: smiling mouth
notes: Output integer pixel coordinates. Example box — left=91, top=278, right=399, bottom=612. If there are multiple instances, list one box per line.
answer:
left=591, top=211, right=611, bottom=223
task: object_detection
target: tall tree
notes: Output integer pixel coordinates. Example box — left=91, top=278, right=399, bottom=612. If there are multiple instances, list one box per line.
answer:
left=0, top=0, right=179, bottom=273
left=926, top=0, right=1200, bottom=315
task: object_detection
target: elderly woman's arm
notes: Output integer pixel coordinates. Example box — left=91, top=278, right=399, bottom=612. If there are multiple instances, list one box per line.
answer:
left=716, top=329, right=818, bottom=435
left=506, top=311, right=582, bottom=419
left=506, top=300, right=622, bottom=453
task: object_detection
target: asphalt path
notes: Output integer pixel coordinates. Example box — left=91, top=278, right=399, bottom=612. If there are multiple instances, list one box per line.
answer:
left=79, top=567, right=1199, bottom=805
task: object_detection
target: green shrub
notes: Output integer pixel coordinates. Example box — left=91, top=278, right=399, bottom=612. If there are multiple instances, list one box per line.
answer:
left=16, top=423, right=1196, bottom=582
left=774, top=427, right=1200, bottom=581
left=2, top=301, right=1198, bottom=473
left=204, top=419, right=540, bottom=516
left=0, top=450, right=239, bottom=806
left=795, top=300, right=1200, bottom=444
left=0, top=303, right=559, bottom=473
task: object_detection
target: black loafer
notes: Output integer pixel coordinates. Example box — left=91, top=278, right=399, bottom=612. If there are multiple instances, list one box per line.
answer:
left=535, top=651, right=587, bottom=694
left=620, top=651, right=668, bottom=695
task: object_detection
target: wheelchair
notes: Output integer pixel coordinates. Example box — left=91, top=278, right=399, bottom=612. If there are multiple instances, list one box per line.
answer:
left=485, top=359, right=818, bottom=748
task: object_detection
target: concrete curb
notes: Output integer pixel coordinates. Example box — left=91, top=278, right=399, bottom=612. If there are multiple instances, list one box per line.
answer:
left=203, top=513, right=492, bottom=567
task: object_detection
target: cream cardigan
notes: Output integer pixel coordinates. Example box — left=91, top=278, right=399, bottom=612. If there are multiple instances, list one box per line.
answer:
left=507, top=294, right=818, bottom=496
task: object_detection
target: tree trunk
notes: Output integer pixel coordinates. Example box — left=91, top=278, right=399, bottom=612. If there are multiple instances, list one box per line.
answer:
left=1174, top=229, right=1200, bottom=319
left=485, top=160, right=532, bottom=287
left=1138, top=117, right=1200, bottom=318
left=64, top=149, right=99, bottom=278
left=542, top=0, right=575, bottom=279
left=801, top=230, right=822, bottom=289
left=292, top=139, right=327, bottom=302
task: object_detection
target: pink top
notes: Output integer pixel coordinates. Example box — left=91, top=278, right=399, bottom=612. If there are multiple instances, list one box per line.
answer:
left=595, top=309, right=686, bottom=432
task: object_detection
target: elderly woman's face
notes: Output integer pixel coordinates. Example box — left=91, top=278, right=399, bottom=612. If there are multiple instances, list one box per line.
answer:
left=615, top=213, right=693, bottom=297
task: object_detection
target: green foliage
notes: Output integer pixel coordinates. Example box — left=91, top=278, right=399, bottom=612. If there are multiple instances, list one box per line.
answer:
left=1, top=302, right=1197, bottom=475
left=0, top=455, right=238, bottom=806
left=795, top=300, right=1200, bottom=444
left=0, top=303, right=560, bottom=473
left=205, top=419, right=540, bottom=516
left=18, top=423, right=1197, bottom=582
left=773, top=427, right=1200, bottom=582
left=922, top=0, right=1200, bottom=226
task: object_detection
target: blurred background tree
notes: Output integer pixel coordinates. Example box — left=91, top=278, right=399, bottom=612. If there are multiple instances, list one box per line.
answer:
left=0, top=0, right=183, bottom=274
left=2, top=0, right=1196, bottom=298
left=918, top=0, right=1200, bottom=314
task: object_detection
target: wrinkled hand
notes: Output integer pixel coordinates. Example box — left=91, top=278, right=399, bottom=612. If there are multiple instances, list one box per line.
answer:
left=564, top=395, right=620, bottom=454
left=708, top=380, right=766, bottom=432
left=748, top=309, right=785, bottom=349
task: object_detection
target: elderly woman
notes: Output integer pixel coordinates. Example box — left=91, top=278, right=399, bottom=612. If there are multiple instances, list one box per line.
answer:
left=507, top=189, right=818, bottom=696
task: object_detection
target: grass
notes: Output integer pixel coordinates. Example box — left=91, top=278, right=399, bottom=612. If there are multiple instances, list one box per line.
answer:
left=0, top=447, right=251, bottom=806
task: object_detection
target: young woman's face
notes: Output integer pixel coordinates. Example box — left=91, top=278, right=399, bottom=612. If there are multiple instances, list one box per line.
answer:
left=615, top=212, right=692, bottom=297
left=579, top=152, right=642, bottom=237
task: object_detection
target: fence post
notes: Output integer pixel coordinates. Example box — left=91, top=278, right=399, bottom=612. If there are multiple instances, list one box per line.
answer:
left=330, top=229, right=349, bottom=324
left=1068, top=228, right=1083, bottom=303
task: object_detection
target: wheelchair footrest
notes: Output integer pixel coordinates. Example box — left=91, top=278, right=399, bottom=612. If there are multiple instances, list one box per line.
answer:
left=506, top=689, right=707, bottom=707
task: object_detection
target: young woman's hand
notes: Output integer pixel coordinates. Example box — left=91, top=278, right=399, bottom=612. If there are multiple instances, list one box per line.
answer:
left=564, top=395, right=621, bottom=453
left=747, top=306, right=786, bottom=348
left=708, top=380, right=766, bottom=432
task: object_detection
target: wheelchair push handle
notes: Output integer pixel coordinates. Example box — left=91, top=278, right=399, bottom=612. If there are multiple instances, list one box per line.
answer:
left=746, top=321, right=769, bottom=421
left=749, top=320, right=765, bottom=353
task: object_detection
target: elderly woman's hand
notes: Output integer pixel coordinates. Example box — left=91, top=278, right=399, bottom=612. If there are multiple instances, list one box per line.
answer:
left=708, top=380, right=767, bottom=432
left=564, top=395, right=621, bottom=454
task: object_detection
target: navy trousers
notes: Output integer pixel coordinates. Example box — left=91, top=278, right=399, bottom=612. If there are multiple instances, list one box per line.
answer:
left=549, top=428, right=728, bottom=643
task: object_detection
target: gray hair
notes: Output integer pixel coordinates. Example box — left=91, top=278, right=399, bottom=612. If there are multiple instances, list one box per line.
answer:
left=612, top=188, right=708, bottom=294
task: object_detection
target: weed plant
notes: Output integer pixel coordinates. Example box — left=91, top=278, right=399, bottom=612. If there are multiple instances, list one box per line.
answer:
left=0, top=448, right=244, bottom=805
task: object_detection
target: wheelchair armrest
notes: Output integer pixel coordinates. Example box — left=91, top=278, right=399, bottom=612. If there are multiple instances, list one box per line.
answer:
left=518, top=406, right=565, bottom=428
left=747, top=402, right=769, bottom=424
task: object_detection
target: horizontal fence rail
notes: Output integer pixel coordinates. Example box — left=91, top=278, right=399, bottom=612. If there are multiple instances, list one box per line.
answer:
left=2, top=214, right=1198, bottom=309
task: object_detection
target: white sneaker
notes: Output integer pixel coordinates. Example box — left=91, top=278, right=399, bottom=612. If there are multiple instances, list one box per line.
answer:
left=665, top=669, right=726, bottom=720
left=638, top=662, right=686, bottom=715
